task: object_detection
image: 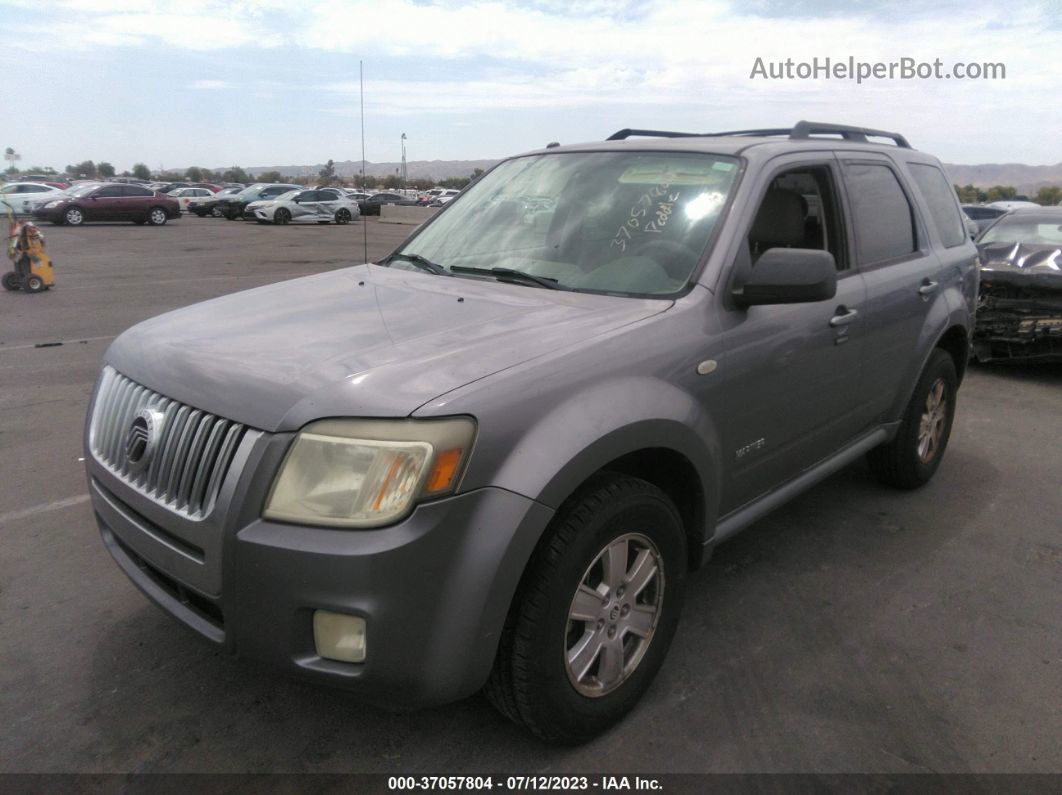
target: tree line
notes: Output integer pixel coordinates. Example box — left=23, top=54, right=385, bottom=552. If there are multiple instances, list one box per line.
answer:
left=4, top=154, right=484, bottom=191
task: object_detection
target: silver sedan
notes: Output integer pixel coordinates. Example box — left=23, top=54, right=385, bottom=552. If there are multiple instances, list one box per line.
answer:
left=243, top=189, right=360, bottom=225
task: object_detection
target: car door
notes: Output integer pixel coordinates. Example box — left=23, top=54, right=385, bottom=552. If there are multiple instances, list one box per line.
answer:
left=835, top=154, right=947, bottom=423
left=290, top=190, right=318, bottom=220
left=714, top=156, right=870, bottom=514
left=85, top=185, right=125, bottom=220
left=316, top=189, right=340, bottom=219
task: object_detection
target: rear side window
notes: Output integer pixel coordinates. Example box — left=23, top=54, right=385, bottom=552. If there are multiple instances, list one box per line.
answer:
left=909, top=163, right=966, bottom=247
left=844, top=163, right=916, bottom=265
left=122, top=186, right=153, bottom=196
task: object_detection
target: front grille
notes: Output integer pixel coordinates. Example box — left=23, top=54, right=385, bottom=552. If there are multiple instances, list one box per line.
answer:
left=90, top=366, right=247, bottom=519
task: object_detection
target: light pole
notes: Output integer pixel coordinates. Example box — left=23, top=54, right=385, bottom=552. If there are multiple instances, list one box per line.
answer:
left=401, top=133, right=407, bottom=187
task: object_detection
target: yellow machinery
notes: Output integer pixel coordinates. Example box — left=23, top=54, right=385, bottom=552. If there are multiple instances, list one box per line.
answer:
left=3, top=211, right=54, bottom=293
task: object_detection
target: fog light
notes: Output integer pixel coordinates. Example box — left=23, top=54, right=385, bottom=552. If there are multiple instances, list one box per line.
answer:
left=313, top=610, right=366, bottom=663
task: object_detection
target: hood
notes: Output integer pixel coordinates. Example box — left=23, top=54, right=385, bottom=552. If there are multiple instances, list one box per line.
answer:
left=978, top=242, right=1062, bottom=290
left=105, top=264, right=670, bottom=432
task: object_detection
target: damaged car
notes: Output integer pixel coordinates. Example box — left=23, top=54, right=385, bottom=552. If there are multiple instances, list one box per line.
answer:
left=974, top=207, right=1062, bottom=362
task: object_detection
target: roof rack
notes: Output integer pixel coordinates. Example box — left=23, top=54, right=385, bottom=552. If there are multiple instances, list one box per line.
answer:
left=606, top=128, right=701, bottom=140
left=605, top=120, right=911, bottom=148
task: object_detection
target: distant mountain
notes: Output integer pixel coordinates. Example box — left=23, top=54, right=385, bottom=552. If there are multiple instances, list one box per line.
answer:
left=944, top=163, right=1062, bottom=194
left=238, top=158, right=499, bottom=181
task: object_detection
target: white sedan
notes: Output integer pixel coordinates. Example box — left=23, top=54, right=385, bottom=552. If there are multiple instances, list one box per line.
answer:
left=0, top=182, right=66, bottom=215
left=169, top=187, right=217, bottom=212
left=244, top=188, right=360, bottom=225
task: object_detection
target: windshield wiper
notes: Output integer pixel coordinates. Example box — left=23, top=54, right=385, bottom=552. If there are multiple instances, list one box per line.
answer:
left=380, top=252, right=452, bottom=276
left=449, top=266, right=569, bottom=290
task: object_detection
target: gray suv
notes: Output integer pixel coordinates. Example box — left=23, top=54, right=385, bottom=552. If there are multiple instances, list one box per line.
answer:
left=84, top=121, right=977, bottom=743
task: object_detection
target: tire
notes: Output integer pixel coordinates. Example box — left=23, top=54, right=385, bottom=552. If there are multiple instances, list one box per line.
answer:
left=867, top=348, right=957, bottom=489
left=146, top=207, right=168, bottom=226
left=64, top=206, right=84, bottom=226
left=274, top=208, right=290, bottom=225
left=485, top=473, right=686, bottom=743
left=335, top=208, right=352, bottom=224
left=23, top=274, right=46, bottom=293
left=210, top=207, right=223, bottom=218
left=2, top=272, right=21, bottom=291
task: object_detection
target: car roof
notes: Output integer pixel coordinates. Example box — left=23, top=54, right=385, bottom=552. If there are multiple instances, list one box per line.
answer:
left=1002, top=207, right=1061, bottom=215
left=516, top=121, right=937, bottom=164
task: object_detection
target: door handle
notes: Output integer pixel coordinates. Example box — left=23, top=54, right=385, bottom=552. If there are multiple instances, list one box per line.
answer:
left=918, top=279, right=939, bottom=296
left=829, top=307, right=859, bottom=327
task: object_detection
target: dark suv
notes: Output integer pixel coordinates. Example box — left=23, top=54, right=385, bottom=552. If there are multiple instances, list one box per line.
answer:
left=84, top=122, right=977, bottom=742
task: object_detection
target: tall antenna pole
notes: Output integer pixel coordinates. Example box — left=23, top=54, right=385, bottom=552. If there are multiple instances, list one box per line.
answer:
left=360, top=60, right=368, bottom=264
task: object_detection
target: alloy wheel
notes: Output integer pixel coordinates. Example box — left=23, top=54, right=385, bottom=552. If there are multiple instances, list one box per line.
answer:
left=564, top=532, right=664, bottom=697
left=917, top=377, right=947, bottom=463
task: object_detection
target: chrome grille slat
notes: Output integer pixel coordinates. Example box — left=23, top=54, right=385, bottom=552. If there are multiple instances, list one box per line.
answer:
left=89, top=366, right=247, bottom=519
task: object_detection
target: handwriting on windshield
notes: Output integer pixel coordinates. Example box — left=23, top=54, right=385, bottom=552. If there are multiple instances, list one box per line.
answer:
left=611, top=184, right=680, bottom=252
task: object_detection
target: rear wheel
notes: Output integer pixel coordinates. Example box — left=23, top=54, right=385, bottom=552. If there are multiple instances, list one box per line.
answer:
left=485, top=474, right=686, bottom=743
left=63, top=206, right=84, bottom=226
left=335, top=208, right=352, bottom=224
left=274, top=208, right=291, bottom=225
left=867, top=349, right=957, bottom=489
left=2, top=272, right=21, bottom=291
left=147, top=207, right=168, bottom=226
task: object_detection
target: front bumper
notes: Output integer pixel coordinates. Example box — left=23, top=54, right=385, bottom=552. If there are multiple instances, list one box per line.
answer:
left=87, top=439, right=553, bottom=707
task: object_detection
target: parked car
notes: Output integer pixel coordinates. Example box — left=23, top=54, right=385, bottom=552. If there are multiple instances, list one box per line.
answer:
left=150, top=182, right=191, bottom=195
left=170, top=187, right=218, bottom=213
left=218, top=183, right=300, bottom=220
left=986, top=200, right=1041, bottom=211
left=83, top=121, right=975, bottom=743
left=16, top=175, right=70, bottom=189
left=187, top=186, right=243, bottom=217
left=428, top=189, right=461, bottom=207
left=973, top=207, right=1062, bottom=362
left=344, top=190, right=372, bottom=202
left=244, top=189, right=360, bottom=224
left=960, top=203, right=1007, bottom=234
left=33, top=182, right=180, bottom=226
left=358, top=192, right=420, bottom=216
left=0, top=182, right=66, bottom=215
left=190, top=183, right=223, bottom=193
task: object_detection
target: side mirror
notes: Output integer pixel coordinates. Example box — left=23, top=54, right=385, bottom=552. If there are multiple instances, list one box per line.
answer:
left=732, top=248, right=838, bottom=307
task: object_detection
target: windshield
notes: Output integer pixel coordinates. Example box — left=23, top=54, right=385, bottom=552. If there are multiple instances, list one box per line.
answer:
left=392, top=152, right=739, bottom=295
left=271, top=190, right=300, bottom=202
left=67, top=183, right=100, bottom=197
left=980, top=214, right=1062, bottom=246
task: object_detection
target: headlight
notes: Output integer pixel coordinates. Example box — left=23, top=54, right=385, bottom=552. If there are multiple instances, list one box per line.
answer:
left=263, top=418, right=476, bottom=528
left=44, top=200, right=63, bottom=208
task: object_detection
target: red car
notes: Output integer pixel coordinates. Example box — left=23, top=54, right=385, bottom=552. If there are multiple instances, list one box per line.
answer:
left=32, top=183, right=181, bottom=226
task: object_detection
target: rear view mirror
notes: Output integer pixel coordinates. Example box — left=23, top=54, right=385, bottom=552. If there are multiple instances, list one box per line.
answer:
left=733, top=248, right=838, bottom=306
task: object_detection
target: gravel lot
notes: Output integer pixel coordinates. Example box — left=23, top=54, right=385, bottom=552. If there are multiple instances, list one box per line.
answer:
left=1, top=216, right=1060, bottom=774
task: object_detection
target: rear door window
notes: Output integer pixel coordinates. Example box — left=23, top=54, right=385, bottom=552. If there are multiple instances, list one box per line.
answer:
left=908, top=164, right=966, bottom=248
left=843, top=163, right=917, bottom=265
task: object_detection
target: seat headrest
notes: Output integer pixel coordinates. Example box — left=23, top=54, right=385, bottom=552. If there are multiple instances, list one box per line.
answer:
left=750, top=188, right=806, bottom=249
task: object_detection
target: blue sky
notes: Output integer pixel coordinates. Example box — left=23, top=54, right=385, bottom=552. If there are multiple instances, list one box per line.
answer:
left=2, top=0, right=1059, bottom=172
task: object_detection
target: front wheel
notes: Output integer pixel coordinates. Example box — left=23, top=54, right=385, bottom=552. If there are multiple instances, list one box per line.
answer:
left=210, top=206, right=223, bottom=218
left=335, top=208, right=352, bottom=224
left=485, top=474, right=686, bottom=743
left=23, top=274, right=46, bottom=293
left=64, top=206, right=84, bottom=226
left=2, top=272, right=21, bottom=291
left=274, top=208, right=290, bottom=225
left=147, top=207, right=168, bottom=226
left=867, top=348, right=958, bottom=489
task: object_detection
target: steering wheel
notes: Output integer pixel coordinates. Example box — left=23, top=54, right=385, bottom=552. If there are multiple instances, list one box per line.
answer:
left=632, top=238, right=701, bottom=280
